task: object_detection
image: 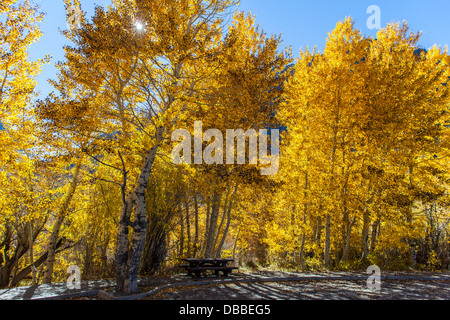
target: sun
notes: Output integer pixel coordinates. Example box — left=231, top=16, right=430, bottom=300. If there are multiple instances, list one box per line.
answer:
left=134, top=21, right=145, bottom=31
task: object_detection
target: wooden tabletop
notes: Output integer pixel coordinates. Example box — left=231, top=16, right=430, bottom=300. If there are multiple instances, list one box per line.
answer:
left=183, top=258, right=234, bottom=262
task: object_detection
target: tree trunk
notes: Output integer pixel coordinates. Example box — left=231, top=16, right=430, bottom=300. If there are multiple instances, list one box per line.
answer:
left=142, top=226, right=167, bottom=276
left=324, top=93, right=340, bottom=268
left=83, top=228, right=96, bottom=279
left=315, top=215, right=322, bottom=253
left=115, top=190, right=135, bottom=293
left=213, top=188, right=231, bottom=257
left=184, top=195, right=191, bottom=257
left=361, top=180, right=376, bottom=263
left=447, top=231, right=450, bottom=271
left=342, top=216, right=356, bottom=262
left=179, top=203, right=185, bottom=258
left=43, top=161, right=82, bottom=284
left=1, top=221, right=46, bottom=288
left=361, top=208, right=371, bottom=262
left=117, top=126, right=164, bottom=294
left=299, top=172, right=308, bottom=270
left=28, top=223, right=37, bottom=285
left=215, top=208, right=231, bottom=258
left=339, top=149, right=349, bottom=263
left=141, top=188, right=173, bottom=276
left=341, top=201, right=349, bottom=262
left=232, top=225, right=241, bottom=262
left=215, top=184, right=238, bottom=258
left=407, top=164, right=417, bottom=269
left=369, top=219, right=380, bottom=254
left=205, top=191, right=221, bottom=258
left=299, top=233, right=306, bottom=270
left=43, top=214, right=65, bottom=284
left=0, top=227, right=12, bottom=288
left=101, top=235, right=110, bottom=277
left=201, top=195, right=211, bottom=257
left=193, top=192, right=199, bottom=257
left=324, top=214, right=331, bottom=268
left=8, top=238, right=64, bottom=288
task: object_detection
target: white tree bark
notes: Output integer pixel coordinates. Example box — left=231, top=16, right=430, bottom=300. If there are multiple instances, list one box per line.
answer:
left=118, top=126, right=164, bottom=294
left=43, top=161, right=82, bottom=284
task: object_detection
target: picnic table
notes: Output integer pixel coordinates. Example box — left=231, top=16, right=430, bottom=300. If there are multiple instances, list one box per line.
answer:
left=181, top=258, right=238, bottom=279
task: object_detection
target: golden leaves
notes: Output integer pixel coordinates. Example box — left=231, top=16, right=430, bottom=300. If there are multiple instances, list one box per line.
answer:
left=272, top=17, right=450, bottom=266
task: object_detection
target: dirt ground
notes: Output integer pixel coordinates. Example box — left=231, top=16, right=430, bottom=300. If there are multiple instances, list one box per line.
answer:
left=140, top=271, right=450, bottom=300
left=2, top=270, right=450, bottom=300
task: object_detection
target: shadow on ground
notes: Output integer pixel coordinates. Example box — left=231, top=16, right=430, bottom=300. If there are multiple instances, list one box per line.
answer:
left=2, top=271, right=450, bottom=300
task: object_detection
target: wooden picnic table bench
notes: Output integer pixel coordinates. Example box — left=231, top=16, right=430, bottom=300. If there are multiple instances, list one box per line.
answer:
left=181, top=258, right=238, bottom=279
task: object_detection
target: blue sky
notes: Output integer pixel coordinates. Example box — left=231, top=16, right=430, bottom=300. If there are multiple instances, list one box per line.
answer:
left=30, top=0, right=450, bottom=99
